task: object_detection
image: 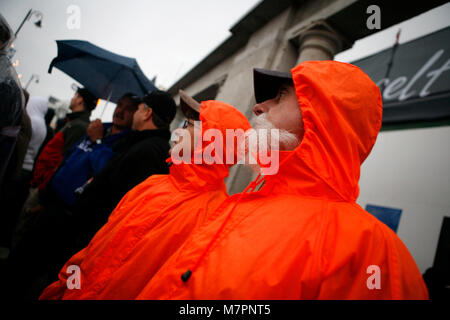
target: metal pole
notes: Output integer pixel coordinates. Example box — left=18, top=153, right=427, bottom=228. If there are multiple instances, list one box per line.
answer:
left=24, top=75, right=34, bottom=90
left=24, top=74, right=38, bottom=90
left=14, top=9, right=32, bottom=38
left=100, top=90, right=113, bottom=119
left=99, top=66, right=123, bottom=119
left=381, top=29, right=402, bottom=93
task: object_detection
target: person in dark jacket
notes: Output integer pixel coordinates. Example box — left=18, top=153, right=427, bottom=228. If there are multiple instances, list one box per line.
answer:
left=60, top=88, right=97, bottom=154
left=0, top=14, right=25, bottom=192
left=0, top=14, right=26, bottom=261
left=0, top=89, right=31, bottom=252
left=72, top=90, right=176, bottom=252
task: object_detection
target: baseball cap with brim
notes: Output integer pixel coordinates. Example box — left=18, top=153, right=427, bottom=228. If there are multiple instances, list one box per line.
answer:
left=140, top=90, right=177, bottom=125
left=179, top=89, right=200, bottom=120
left=253, top=68, right=293, bottom=104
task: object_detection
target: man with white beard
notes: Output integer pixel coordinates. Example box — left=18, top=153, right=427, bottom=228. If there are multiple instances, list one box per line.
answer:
left=242, top=69, right=303, bottom=175
left=252, top=69, right=303, bottom=150
left=136, top=61, right=428, bottom=300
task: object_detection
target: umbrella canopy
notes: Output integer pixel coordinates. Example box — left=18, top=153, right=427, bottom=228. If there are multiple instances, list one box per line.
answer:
left=48, top=40, right=157, bottom=103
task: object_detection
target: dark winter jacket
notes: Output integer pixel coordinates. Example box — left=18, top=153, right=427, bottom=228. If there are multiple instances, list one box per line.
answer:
left=60, top=111, right=91, bottom=154
left=0, top=45, right=25, bottom=188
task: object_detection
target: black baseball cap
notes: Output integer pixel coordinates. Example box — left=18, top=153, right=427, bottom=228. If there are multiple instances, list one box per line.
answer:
left=76, top=87, right=98, bottom=111
left=253, top=68, right=293, bottom=104
left=140, top=90, right=177, bottom=125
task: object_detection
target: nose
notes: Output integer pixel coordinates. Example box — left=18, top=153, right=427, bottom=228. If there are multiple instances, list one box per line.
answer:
left=253, top=103, right=265, bottom=116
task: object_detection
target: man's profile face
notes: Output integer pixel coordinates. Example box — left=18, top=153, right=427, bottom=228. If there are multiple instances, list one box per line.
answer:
left=253, top=83, right=303, bottom=138
left=131, top=103, right=148, bottom=131
left=69, top=92, right=83, bottom=110
left=113, top=97, right=137, bottom=130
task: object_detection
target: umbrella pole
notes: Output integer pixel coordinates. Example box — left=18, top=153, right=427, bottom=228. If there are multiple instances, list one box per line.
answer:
left=100, top=90, right=113, bottom=119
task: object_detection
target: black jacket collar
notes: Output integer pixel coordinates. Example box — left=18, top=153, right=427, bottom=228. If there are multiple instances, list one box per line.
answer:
left=66, top=111, right=91, bottom=122
left=128, top=128, right=171, bottom=141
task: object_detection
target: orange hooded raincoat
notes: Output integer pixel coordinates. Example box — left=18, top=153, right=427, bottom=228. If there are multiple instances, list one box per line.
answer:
left=39, top=100, right=251, bottom=300
left=135, top=61, right=428, bottom=300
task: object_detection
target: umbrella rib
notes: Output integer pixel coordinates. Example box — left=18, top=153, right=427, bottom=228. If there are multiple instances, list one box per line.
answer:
left=103, top=66, right=125, bottom=100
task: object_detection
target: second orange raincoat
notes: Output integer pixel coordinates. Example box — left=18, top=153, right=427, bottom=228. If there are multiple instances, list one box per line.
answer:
left=135, top=61, right=428, bottom=300
left=39, top=100, right=251, bottom=299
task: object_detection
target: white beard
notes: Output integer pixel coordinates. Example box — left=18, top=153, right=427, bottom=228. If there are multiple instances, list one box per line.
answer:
left=253, top=114, right=300, bottom=151
left=241, top=114, right=300, bottom=173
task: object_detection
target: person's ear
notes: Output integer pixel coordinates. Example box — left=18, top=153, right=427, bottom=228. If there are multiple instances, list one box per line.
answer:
left=143, top=107, right=153, bottom=121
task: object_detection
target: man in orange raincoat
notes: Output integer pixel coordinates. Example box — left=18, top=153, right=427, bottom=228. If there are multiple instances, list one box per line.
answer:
left=39, top=92, right=251, bottom=299
left=135, top=61, right=428, bottom=300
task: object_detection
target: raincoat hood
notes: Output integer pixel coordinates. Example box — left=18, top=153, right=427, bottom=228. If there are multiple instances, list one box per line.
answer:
left=22, top=96, right=49, bottom=171
left=26, top=96, right=49, bottom=118
left=265, top=61, right=382, bottom=202
left=170, top=100, right=251, bottom=189
left=0, top=14, right=14, bottom=54
left=0, top=14, right=25, bottom=132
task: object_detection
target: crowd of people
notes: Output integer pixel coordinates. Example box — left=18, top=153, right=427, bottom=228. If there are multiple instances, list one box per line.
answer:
left=1, top=13, right=430, bottom=300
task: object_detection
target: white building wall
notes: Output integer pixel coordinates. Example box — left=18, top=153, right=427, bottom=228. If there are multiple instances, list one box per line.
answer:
left=357, top=126, right=450, bottom=273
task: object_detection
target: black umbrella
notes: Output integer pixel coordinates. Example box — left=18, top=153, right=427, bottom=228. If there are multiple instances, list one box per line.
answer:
left=48, top=40, right=157, bottom=103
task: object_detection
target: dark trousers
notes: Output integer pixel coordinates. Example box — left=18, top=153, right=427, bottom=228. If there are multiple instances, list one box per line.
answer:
left=0, top=169, right=32, bottom=249
left=2, top=193, right=77, bottom=300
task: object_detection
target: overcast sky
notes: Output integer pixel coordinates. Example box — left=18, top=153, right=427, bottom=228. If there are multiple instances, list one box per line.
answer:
left=1, top=1, right=449, bottom=121
left=1, top=0, right=260, bottom=96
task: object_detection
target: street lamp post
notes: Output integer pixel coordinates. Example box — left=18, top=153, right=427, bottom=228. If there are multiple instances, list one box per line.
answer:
left=14, top=9, right=43, bottom=38
left=25, top=74, right=39, bottom=90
